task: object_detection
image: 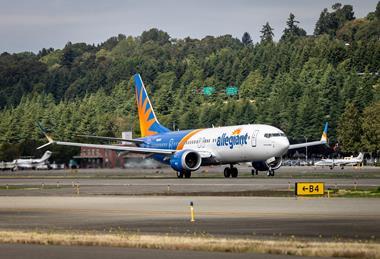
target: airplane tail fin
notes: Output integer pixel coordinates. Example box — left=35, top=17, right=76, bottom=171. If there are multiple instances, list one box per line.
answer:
left=357, top=152, right=364, bottom=161
left=133, top=74, right=170, bottom=137
left=320, top=122, right=328, bottom=144
left=36, top=122, right=55, bottom=149
left=39, top=151, right=52, bottom=162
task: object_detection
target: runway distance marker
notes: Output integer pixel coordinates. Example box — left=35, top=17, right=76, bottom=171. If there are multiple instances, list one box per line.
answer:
left=295, top=182, right=324, bottom=196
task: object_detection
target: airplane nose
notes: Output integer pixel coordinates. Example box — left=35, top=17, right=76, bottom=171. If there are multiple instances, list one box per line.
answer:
left=276, top=138, right=290, bottom=155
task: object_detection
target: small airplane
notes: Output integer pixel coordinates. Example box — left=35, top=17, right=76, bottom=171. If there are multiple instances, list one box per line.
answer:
left=315, top=153, right=364, bottom=169
left=38, top=74, right=329, bottom=178
left=13, top=150, right=52, bottom=170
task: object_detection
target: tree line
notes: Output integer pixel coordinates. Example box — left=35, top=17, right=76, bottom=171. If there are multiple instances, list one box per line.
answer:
left=0, top=2, right=379, bottom=161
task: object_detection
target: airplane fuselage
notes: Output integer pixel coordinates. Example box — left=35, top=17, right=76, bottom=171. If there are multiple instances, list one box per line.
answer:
left=139, top=124, right=290, bottom=165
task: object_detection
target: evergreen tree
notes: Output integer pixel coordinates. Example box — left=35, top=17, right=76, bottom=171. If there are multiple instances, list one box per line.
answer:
left=281, top=13, right=307, bottom=41
left=337, top=103, right=362, bottom=153
left=242, top=32, right=252, bottom=45
left=361, top=102, right=380, bottom=153
left=260, top=22, right=274, bottom=43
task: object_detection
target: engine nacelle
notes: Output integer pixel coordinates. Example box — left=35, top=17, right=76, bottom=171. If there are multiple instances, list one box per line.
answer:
left=170, top=150, right=202, bottom=172
left=252, top=157, right=282, bottom=171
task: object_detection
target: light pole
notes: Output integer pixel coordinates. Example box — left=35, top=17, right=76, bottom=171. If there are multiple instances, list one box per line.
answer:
left=303, top=136, right=308, bottom=164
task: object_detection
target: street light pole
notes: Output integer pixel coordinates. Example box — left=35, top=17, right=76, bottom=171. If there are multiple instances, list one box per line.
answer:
left=304, top=136, right=308, bottom=164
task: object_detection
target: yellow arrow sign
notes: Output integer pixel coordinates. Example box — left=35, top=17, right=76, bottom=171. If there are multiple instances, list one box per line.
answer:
left=295, top=182, right=324, bottom=196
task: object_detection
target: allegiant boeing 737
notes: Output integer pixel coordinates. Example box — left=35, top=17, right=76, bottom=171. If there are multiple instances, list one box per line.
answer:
left=38, top=74, right=328, bottom=178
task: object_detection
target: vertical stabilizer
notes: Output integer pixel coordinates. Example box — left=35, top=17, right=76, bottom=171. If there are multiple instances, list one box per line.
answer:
left=38, top=151, right=52, bottom=163
left=320, top=122, right=328, bottom=143
left=133, top=74, right=170, bottom=137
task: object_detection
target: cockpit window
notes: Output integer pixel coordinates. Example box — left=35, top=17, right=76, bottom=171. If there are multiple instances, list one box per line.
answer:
left=265, top=133, right=286, bottom=138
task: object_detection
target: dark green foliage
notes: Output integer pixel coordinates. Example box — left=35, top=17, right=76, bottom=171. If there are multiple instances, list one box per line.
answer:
left=241, top=32, right=252, bottom=45
left=260, top=22, right=274, bottom=44
left=314, top=3, right=355, bottom=36
left=337, top=103, right=362, bottom=152
left=281, top=13, right=306, bottom=42
left=0, top=2, right=379, bottom=160
left=140, top=28, right=170, bottom=45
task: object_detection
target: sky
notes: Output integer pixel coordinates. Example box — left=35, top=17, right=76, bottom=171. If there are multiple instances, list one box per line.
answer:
left=0, top=0, right=377, bottom=53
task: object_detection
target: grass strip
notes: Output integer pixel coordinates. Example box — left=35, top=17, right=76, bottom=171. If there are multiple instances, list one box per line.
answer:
left=0, top=230, right=378, bottom=258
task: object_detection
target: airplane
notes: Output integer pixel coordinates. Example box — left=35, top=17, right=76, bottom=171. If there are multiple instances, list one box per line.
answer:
left=38, top=73, right=329, bottom=178
left=315, top=153, right=364, bottom=169
left=13, top=150, right=52, bottom=170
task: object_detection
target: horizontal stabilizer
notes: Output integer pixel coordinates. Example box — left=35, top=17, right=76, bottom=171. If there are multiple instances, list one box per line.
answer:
left=289, top=122, right=329, bottom=150
left=37, top=142, right=54, bottom=150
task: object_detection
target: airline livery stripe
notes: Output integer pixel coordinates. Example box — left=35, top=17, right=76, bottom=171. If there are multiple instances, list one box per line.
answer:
left=176, top=129, right=204, bottom=150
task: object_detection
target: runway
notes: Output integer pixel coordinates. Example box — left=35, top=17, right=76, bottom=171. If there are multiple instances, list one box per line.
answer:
left=0, top=196, right=379, bottom=240
left=1, top=167, right=379, bottom=257
left=0, top=177, right=379, bottom=196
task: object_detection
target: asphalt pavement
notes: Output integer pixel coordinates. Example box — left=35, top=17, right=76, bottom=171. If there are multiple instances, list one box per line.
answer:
left=0, top=196, right=379, bottom=240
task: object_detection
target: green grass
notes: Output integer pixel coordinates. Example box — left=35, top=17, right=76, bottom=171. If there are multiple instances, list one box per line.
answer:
left=331, top=187, right=380, bottom=198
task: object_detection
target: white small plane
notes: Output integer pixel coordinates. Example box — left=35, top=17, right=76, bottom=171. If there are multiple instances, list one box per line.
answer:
left=13, top=150, right=52, bottom=170
left=315, top=153, right=364, bottom=169
left=38, top=74, right=329, bottom=178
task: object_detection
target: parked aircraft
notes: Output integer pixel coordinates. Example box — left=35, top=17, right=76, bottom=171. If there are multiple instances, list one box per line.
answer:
left=315, top=153, right=364, bottom=169
left=13, top=150, right=52, bottom=170
left=38, top=74, right=328, bottom=178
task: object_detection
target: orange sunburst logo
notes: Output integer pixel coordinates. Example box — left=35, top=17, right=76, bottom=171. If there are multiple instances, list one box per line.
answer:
left=136, top=87, right=157, bottom=137
left=232, top=128, right=242, bottom=135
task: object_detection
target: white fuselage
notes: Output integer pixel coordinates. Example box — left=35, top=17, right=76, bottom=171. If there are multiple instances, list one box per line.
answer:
left=13, top=151, right=52, bottom=169
left=315, top=156, right=363, bottom=167
left=180, top=124, right=289, bottom=163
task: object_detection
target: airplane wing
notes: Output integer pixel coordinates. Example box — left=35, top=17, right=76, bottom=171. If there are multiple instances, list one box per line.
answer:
left=76, top=135, right=145, bottom=144
left=36, top=122, right=174, bottom=154
left=38, top=139, right=175, bottom=155
left=288, top=122, right=329, bottom=150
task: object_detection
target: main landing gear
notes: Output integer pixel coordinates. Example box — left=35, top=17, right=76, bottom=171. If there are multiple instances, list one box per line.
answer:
left=224, top=165, right=238, bottom=178
left=177, top=171, right=191, bottom=178
left=267, top=169, right=275, bottom=177
left=251, top=169, right=275, bottom=177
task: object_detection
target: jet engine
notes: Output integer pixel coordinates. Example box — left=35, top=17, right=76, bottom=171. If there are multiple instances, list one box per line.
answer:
left=169, top=150, right=202, bottom=172
left=252, top=157, right=282, bottom=171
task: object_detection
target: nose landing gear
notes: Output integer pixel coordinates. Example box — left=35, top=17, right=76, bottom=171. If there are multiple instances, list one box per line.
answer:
left=224, top=165, right=238, bottom=178
left=251, top=169, right=258, bottom=176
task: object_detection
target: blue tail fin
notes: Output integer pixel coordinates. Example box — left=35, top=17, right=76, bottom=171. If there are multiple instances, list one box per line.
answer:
left=133, top=74, right=170, bottom=137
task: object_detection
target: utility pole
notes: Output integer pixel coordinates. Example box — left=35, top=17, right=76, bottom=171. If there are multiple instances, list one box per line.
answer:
left=304, top=136, right=308, bottom=164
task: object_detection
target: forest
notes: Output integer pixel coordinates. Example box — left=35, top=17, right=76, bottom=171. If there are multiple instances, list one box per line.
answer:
left=0, top=2, right=379, bottom=161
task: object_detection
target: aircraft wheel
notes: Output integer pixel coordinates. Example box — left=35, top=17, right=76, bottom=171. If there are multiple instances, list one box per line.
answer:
left=184, top=171, right=191, bottom=178
left=231, top=167, right=238, bottom=178
left=177, top=171, right=184, bottom=178
left=224, top=167, right=231, bottom=178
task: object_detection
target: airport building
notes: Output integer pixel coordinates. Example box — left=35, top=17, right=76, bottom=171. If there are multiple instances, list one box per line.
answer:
left=73, top=132, right=134, bottom=168
left=73, top=147, right=124, bottom=168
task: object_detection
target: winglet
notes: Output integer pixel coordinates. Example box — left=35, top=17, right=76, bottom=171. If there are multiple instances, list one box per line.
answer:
left=320, top=122, right=328, bottom=144
left=36, top=122, right=54, bottom=149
